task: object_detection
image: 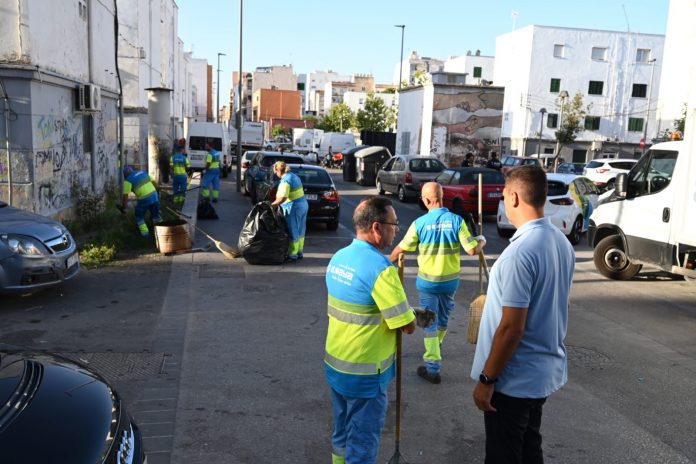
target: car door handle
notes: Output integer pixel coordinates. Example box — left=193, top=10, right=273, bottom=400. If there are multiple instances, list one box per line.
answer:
left=662, top=207, right=670, bottom=223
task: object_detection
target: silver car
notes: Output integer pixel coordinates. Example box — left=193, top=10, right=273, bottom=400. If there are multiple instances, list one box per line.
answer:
left=0, top=201, right=80, bottom=294
left=376, top=155, right=446, bottom=202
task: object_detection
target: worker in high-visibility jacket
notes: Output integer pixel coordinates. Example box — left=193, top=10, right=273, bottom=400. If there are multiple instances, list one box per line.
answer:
left=201, top=143, right=221, bottom=202
left=271, top=161, right=308, bottom=261
left=390, top=182, right=486, bottom=384
left=170, top=138, right=190, bottom=203
left=121, top=166, right=162, bottom=237
left=325, top=196, right=416, bottom=464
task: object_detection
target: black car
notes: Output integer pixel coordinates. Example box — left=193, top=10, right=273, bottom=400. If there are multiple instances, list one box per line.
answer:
left=244, top=151, right=304, bottom=203
left=0, top=345, right=147, bottom=463
left=255, top=164, right=340, bottom=230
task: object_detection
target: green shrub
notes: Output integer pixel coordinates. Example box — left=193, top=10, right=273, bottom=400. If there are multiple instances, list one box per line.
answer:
left=80, top=243, right=117, bottom=267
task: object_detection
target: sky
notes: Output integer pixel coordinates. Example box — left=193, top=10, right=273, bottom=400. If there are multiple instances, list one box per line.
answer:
left=177, top=0, right=671, bottom=108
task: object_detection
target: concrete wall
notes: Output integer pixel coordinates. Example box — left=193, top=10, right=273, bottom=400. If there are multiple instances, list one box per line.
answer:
left=253, top=89, right=301, bottom=122
left=444, top=54, right=495, bottom=83
left=396, top=86, right=429, bottom=157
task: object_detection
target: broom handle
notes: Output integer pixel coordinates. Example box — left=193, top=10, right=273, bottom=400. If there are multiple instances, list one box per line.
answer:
left=165, top=206, right=220, bottom=244
left=478, top=174, right=484, bottom=293
left=395, top=253, right=405, bottom=446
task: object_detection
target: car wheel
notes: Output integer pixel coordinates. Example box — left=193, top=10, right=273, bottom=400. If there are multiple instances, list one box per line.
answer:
left=566, top=216, right=583, bottom=245
left=497, top=225, right=514, bottom=238
left=593, top=235, right=642, bottom=280
left=326, top=220, right=339, bottom=231
left=376, top=180, right=385, bottom=195
left=397, top=185, right=407, bottom=202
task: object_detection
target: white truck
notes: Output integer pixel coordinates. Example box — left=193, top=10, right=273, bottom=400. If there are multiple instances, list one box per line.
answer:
left=319, top=132, right=356, bottom=158
left=186, top=122, right=230, bottom=171
left=292, top=128, right=323, bottom=154
left=230, top=121, right=265, bottom=152
left=588, top=138, right=696, bottom=282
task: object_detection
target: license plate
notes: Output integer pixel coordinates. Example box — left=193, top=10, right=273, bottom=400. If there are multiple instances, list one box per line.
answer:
left=191, top=154, right=203, bottom=160
left=305, top=194, right=318, bottom=200
left=66, top=253, right=79, bottom=269
left=488, top=192, right=502, bottom=198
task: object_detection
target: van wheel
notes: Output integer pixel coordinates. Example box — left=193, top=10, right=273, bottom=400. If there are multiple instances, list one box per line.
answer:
left=376, top=180, right=385, bottom=195
left=397, top=186, right=407, bottom=202
left=566, top=217, right=583, bottom=245
left=593, top=235, right=642, bottom=280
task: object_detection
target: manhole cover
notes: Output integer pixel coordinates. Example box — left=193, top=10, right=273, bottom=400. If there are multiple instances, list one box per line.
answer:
left=199, top=265, right=245, bottom=279
left=566, top=345, right=613, bottom=369
left=57, top=352, right=168, bottom=381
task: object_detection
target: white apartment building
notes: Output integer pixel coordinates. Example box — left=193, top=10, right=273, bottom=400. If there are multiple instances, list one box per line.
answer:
left=305, top=70, right=351, bottom=115
left=189, top=58, right=210, bottom=121
left=393, top=51, right=445, bottom=86
left=323, top=75, right=375, bottom=114
left=343, top=91, right=398, bottom=114
left=444, top=51, right=495, bottom=85
left=495, top=25, right=665, bottom=162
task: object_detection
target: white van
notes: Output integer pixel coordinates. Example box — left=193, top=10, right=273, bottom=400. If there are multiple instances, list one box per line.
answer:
left=588, top=139, right=696, bottom=281
left=186, top=122, right=230, bottom=171
left=319, top=132, right=356, bottom=158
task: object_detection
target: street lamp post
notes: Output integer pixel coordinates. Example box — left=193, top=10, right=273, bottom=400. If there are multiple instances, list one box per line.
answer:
left=395, top=25, right=405, bottom=90
left=554, top=90, right=569, bottom=171
left=216, top=52, right=226, bottom=124
left=537, top=107, right=547, bottom=156
left=235, top=0, right=243, bottom=192
left=642, top=58, right=657, bottom=154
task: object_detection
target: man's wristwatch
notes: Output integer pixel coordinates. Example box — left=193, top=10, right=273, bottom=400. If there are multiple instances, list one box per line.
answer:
left=479, top=373, right=498, bottom=385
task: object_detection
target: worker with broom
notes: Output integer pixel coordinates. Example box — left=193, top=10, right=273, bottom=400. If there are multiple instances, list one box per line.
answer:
left=324, top=197, right=416, bottom=464
left=201, top=142, right=221, bottom=203
left=271, top=161, right=308, bottom=262
left=170, top=138, right=190, bottom=204
left=470, top=165, right=574, bottom=464
left=121, top=166, right=162, bottom=238
left=389, top=182, right=485, bottom=384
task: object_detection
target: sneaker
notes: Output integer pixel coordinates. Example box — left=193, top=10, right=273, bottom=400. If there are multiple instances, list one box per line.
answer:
left=417, top=366, right=441, bottom=384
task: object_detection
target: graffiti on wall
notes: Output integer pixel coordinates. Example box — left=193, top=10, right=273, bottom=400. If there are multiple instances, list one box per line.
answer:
left=431, top=89, right=504, bottom=167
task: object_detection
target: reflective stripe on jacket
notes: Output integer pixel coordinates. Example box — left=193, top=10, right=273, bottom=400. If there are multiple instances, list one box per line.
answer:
left=124, top=170, right=157, bottom=201
left=170, top=153, right=190, bottom=176
left=325, top=239, right=415, bottom=398
left=206, top=149, right=221, bottom=170
left=277, top=172, right=305, bottom=203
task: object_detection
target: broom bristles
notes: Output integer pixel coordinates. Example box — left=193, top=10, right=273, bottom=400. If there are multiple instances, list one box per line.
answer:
left=467, top=293, right=487, bottom=344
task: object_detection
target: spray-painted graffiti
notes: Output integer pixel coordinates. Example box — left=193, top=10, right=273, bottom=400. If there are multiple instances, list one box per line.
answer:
left=38, top=182, right=69, bottom=210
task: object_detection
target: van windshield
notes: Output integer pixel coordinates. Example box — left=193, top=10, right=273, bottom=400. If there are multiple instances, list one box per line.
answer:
left=189, top=136, right=222, bottom=151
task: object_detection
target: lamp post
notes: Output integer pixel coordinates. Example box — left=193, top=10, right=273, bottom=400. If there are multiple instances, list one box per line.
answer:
left=642, top=58, right=657, bottom=154
left=235, top=0, right=243, bottom=192
left=395, top=25, right=405, bottom=91
left=216, top=52, right=226, bottom=123
left=537, top=107, right=547, bottom=156
left=553, top=90, right=569, bottom=171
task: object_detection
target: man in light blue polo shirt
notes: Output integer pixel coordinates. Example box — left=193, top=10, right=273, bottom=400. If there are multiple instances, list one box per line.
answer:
left=471, top=165, right=575, bottom=464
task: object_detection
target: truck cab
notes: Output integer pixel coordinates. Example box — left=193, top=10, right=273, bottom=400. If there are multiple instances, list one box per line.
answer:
left=588, top=140, right=696, bottom=281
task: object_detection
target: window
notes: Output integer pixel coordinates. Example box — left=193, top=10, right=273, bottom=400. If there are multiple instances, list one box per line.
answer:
left=409, top=159, right=444, bottom=172
left=435, top=170, right=454, bottom=185
left=297, top=83, right=305, bottom=91
left=393, top=158, right=406, bottom=171
left=547, top=181, right=569, bottom=196
left=627, top=149, right=677, bottom=197
left=632, top=84, right=647, bottom=98
left=591, top=47, right=608, bottom=61
left=553, top=44, right=565, bottom=58
left=584, top=116, right=601, bottom=130
left=381, top=158, right=395, bottom=171
left=628, top=117, right=644, bottom=132
left=636, top=49, right=651, bottom=63
left=549, top=78, right=561, bottom=93
left=547, top=113, right=559, bottom=128
left=473, top=67, right=482, bottom=78
left=588, top=80, right=604, bottom=95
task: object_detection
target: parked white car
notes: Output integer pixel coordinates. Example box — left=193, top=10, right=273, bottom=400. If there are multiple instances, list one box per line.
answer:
left=583, top=158, right=637, bottom=191
left=497, top=173, right=599, bottom=245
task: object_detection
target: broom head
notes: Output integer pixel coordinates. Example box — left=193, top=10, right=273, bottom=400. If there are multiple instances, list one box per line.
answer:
left=467, top=293, right=486, bottom=344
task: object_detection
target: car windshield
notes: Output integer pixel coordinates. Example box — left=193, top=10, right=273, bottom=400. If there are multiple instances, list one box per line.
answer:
left=189, top=136, right=222, bottom=151
left=261, top=156, right=303, bottom=167
left=547, top=180, right=569, bottom=196
left=409, top=159, right=443, bottom=173
left=458, top=171, right=505, bottom=185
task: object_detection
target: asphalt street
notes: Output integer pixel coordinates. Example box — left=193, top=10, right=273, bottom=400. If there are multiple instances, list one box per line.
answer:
left=2, top=169, right=695, bottom=463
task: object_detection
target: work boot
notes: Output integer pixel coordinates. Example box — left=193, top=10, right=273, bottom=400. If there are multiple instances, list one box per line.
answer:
left=417, top=366, right=441, bottom=384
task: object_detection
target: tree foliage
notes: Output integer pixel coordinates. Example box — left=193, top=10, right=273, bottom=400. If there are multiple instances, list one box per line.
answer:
left=355, top=94, right=397, bottom=132
left=317, top=103, right=355, bottom=132
left=555, top=91, right=591, bottom=150
left=271, top=124, right=288, bottom=139
left=413, top=70, right=431, bottom=86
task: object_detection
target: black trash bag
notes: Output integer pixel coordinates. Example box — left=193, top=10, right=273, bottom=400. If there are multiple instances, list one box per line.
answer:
left=197, top=200, right=219, bottom=220
left=238, top=201, right=289, bottom=265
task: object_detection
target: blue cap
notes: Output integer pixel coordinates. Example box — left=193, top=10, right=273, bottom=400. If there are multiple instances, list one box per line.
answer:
left=123, top=166, right=134, bottom=178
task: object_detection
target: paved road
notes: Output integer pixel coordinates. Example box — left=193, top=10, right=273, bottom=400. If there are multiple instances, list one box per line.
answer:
left=2, top=169, right=695, bottom=463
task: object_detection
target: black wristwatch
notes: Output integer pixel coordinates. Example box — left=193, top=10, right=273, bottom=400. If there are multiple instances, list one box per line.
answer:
left=479, top=373, right=498, bottom=385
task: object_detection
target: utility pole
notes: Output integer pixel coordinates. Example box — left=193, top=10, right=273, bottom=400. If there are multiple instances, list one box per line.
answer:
left=395, top=25, right=405, bottom=90
left=537, top=108, right=547, bottom=156
left=216, top=52, right=226, bottom=124
left=642, top=58, right=657, bottom=154
left=554, top=90, right=569, bottom=171
left=235, top=0, right=243, bottom=192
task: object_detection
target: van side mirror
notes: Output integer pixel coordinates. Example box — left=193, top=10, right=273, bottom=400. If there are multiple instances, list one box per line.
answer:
left=615, top=173, right=628, bottom=198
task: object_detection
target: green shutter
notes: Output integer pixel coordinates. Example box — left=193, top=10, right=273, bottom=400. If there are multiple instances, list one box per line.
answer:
left=473, top=67, right=482, bottom=78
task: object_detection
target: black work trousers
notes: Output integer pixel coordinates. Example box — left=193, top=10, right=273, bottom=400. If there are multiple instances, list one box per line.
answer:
left=484, top=391, right=547, bottom=464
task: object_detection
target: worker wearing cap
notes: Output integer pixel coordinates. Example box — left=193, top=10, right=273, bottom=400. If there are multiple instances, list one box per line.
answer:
left=122, top=166, right=162, bottom=237
left=201, top=142, right=221, bottom=202
left=170, top=139, right=190, bottom=203
left=325, top=196, right=416, bottom=464
left=389, top=182, right=485, bottom=384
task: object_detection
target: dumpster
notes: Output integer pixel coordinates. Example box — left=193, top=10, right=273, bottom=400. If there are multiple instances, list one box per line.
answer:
left=355, top=146, right=392, bottom=186
left=341, top=145, right=367, bottom=182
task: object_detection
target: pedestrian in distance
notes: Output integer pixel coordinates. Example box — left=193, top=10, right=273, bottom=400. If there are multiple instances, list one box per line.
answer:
left=471, top=165, right=575, bottom=464
left=270, top=161, right=309, bottom=262
left=461, top=152, right=475, bottom=167
left=121, top=166, right=162, bottom=237
left=486, top=151, right=502, bottom=171
left=201, top=142, right=221, bottom=203
left=389, top=182, right=486, bottom=384
left=325, top=196, right=416, bottom=464
left=170, top=138, right=190, bottom=204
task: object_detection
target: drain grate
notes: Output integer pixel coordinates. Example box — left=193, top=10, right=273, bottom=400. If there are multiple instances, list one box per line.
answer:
left=566, top=345, right=613, bottom=369
left=57, top=352, right=168, bottom=382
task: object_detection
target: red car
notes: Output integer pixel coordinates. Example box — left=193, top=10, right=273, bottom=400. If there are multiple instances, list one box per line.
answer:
left=425, top=167, right=505, bottom=217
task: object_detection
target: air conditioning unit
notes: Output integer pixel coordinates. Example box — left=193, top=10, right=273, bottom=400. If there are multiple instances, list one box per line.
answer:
left=75, top=84, right=101, bottom=112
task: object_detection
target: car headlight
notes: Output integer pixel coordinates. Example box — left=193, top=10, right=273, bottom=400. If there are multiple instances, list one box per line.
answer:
left=0, top=234, right=48, bottom=256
